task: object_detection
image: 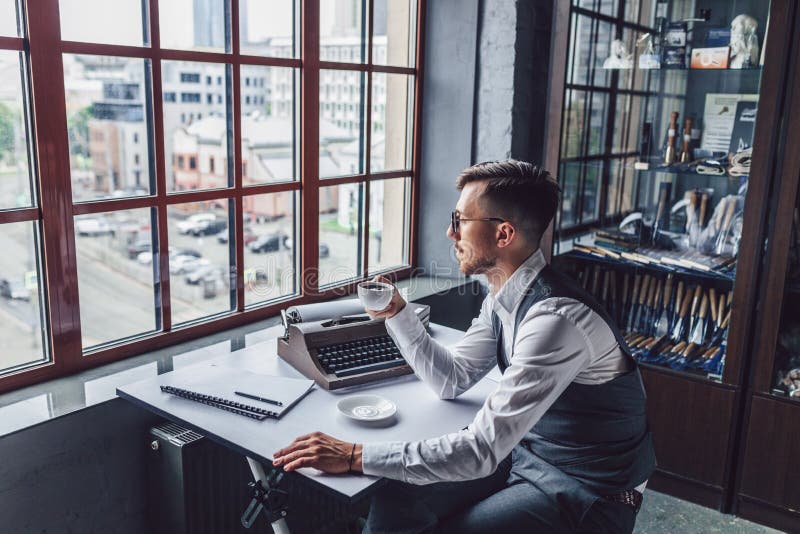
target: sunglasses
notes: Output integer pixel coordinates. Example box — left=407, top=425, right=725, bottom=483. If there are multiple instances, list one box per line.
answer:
left=450, top=211, right=506, bottom=233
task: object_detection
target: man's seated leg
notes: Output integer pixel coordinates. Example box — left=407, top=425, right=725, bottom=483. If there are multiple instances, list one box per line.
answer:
left=438, top=478, right=570, bottom=533
left=363, top=458, right=511, bottom=534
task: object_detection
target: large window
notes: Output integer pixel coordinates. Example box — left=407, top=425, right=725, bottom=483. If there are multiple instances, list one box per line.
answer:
left=0, top=0, right=423, bottom=391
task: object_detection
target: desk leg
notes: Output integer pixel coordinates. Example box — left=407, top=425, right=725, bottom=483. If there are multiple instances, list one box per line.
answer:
left=246, top=457, right=291, bottom=534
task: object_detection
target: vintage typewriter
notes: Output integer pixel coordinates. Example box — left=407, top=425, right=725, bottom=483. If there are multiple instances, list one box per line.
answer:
left=277, top=299, right=431, bottom=390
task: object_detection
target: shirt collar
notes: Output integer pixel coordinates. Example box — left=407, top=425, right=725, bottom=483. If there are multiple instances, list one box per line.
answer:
left=493, top=249, right=547, bottom=315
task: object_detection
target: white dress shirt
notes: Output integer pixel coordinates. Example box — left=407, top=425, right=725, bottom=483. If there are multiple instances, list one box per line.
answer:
left=362, top=249, right=641, bottom=488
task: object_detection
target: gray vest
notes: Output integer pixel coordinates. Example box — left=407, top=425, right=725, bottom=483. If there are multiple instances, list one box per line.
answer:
left=491, top=265, right=656, bottom=529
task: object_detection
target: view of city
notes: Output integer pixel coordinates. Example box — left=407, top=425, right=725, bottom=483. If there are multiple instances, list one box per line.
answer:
left=0, top=0, right=415, bottom=366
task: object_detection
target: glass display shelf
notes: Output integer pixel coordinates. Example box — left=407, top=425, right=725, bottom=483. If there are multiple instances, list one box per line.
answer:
left=553, top=0, right=769, bottom=383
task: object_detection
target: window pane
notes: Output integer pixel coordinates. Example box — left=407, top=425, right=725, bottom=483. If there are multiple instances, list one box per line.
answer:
left=607, top=157, right=635, bottom=216
left=240, top=0, right=298, bottom=58
left=319, top=183, right=362, bottom=286
left=0, top=0, right=20, bottom=37
left=320, top=69, right=365, bottom=178
left=244, top=191, right=298, bottom=307
left=162, top=61, right=230, bottom=192
left=59, top=0, right=146, bottom=47
left=371, top=73, right=412, bottom=172
left=373, top=0, right=415, bottom=67
left=568, top=15, right=612, bottom=87
left=559, top=162, right=580, bottom=227
left=586, top=92, right=608, bottom=155
left=64, top=55, right=154, bottom=203
left=0, top=221, right=47, bottom=373
left=160, top=0, right=228, bottom=52
left=242, top=66, right=299, bottom=185
left=168, top=200, right=234, bottom=325
left=75, top=209, right=158, bottom=349
left=581, top=161, right=603, bottom=222
left=320, top=0, right=366, bottom=63
left=368, top=177, right=409, bottom=273
left=575, top=0, right=618, bottom=18
left=0, top=50, right=34, bottom=209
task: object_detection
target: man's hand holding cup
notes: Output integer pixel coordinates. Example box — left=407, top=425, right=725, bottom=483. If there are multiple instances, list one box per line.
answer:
left=358, top=275, right=406, bottom=319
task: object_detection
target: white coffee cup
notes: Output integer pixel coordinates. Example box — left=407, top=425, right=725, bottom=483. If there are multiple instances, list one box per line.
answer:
left=357, top=281, right=394, bottom=311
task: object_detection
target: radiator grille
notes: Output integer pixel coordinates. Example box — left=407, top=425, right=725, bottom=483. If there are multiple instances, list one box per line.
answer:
left=148, top=420, right=361, bottom=533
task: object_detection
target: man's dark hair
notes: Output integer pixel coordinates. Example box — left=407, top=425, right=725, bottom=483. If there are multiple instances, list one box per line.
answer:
left=456, top=160, right=561, bottom=244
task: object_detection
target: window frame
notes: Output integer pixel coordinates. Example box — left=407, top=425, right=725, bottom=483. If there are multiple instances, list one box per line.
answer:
left=0, top=0, right=426, bottom=393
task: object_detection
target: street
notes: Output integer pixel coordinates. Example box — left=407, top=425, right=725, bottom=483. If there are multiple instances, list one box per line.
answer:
left=0, top=209, right=383, bottom=370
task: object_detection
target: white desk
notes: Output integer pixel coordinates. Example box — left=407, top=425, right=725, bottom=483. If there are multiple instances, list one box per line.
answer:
left=117, top=323, right=497, bottom=503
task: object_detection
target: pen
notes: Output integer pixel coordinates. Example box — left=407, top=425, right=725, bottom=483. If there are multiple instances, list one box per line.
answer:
left=235, top=391, right=283, bottom=407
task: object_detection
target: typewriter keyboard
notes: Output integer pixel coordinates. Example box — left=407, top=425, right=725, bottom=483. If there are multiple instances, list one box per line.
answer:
left=316, top=335, right=407, bottom=377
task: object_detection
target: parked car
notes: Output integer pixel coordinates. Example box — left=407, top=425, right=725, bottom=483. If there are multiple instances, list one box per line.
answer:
left=243, top=267, right=268, bottom=284
left=172, top=248, right=202, bottom=259
left=177, top=213, right=217, bottom=235
left=189, top=219, right=227, bottom=236
left=170, top=255, right=210, bottom=275
left=127, top=239, right=151, bottom=259
left=137, top=247, right=201, bottom=265
left=0, top=279, right=30, bottom=301
left=217, top=226, right=257, bottom=245
left=75, top=217, right=114, bottom=237
left=248, top=234, right=283, bottom=253
left=284, top=238, right=330, bottom=258
left=184, top=264, right=228, bottom=285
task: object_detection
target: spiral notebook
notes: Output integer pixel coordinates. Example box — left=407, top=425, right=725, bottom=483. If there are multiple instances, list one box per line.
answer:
left=159, top=366, right=315, bottom=421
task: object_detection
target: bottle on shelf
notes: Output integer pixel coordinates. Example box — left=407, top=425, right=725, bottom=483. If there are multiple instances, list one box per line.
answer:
left=680, top=117, right=693, bottom=163
left=664, top=111, right=679, bottom=165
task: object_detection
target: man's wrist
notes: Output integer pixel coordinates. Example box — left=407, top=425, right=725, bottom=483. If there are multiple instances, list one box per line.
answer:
left=351, top=443, right=363, bottom=472
left=387, top=300, right=406, bottom=319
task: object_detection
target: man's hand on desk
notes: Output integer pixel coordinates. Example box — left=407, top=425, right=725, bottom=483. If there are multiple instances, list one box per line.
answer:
left=364, top=275, right=407, bottom=320
left=273, top=432, right=363, bottom=474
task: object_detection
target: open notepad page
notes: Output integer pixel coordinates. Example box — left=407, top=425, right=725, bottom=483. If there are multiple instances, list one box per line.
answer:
left=162, top=366, right=315, bottom=418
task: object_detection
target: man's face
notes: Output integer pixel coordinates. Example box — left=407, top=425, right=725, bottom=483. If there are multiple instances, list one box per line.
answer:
left=447, top=181, right=499, bottom=276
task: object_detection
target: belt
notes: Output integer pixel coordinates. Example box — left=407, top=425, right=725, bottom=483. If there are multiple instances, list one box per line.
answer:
left=604, top=489, right=643, bottom=513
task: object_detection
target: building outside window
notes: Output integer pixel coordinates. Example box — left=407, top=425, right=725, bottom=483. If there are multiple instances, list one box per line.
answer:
left=0, top=0, right=421, bottom=391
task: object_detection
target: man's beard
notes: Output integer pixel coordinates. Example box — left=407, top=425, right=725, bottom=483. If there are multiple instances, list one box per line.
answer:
left=455, top=243, right=496, bottom=276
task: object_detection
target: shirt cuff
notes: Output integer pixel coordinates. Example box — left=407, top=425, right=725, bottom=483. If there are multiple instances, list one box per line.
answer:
left=385, top=303, right=426, bottom=350
left=361, top=441, right=406, bottom=479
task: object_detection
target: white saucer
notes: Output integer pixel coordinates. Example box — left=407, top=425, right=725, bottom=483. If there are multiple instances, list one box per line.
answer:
left=337, top=394, right=397, bottom=422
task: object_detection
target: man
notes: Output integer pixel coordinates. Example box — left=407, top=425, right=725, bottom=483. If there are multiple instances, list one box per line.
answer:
left=273, top=160, right=655, bottom=532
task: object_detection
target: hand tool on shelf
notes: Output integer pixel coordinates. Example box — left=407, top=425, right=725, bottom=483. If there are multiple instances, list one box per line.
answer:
left=655, top=341, right=687, bottom=364
left=625, top=273, right=642, bottom=333
left=639, top=276, right=658, bottom=334
left=668, top=279, right=684, bottom=335
left=653, top=274, right=673, bottom=337
left=650, top=282, right=663, bottom=336
left=620, top=273, right=630, bottom=328
left=637, top=335, right=671, bottom=362
left=703, top=309, right=731, bottom=375
left=715, top=197, right=738, bottom=254
left=708, top=287, right=718, bottom=338
left=671, top=288, right=694, bottom=342
left=686, top=284, right=703, bottom=341
left=672, top=293, right=709, bottom=369
left=632, top=275, right=651, bottom=334
left=652, top=185, right=669, bottom=243
left=698, top=191, right=709, bottom=229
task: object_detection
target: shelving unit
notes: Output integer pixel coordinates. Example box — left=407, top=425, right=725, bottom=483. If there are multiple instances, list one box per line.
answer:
left=543, top=0, right=800, bottom=516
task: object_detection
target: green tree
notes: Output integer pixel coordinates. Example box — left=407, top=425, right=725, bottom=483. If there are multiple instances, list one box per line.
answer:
left=68, top=104, right=94, bottom=157
left=0, top=102, right=15, bottom=164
